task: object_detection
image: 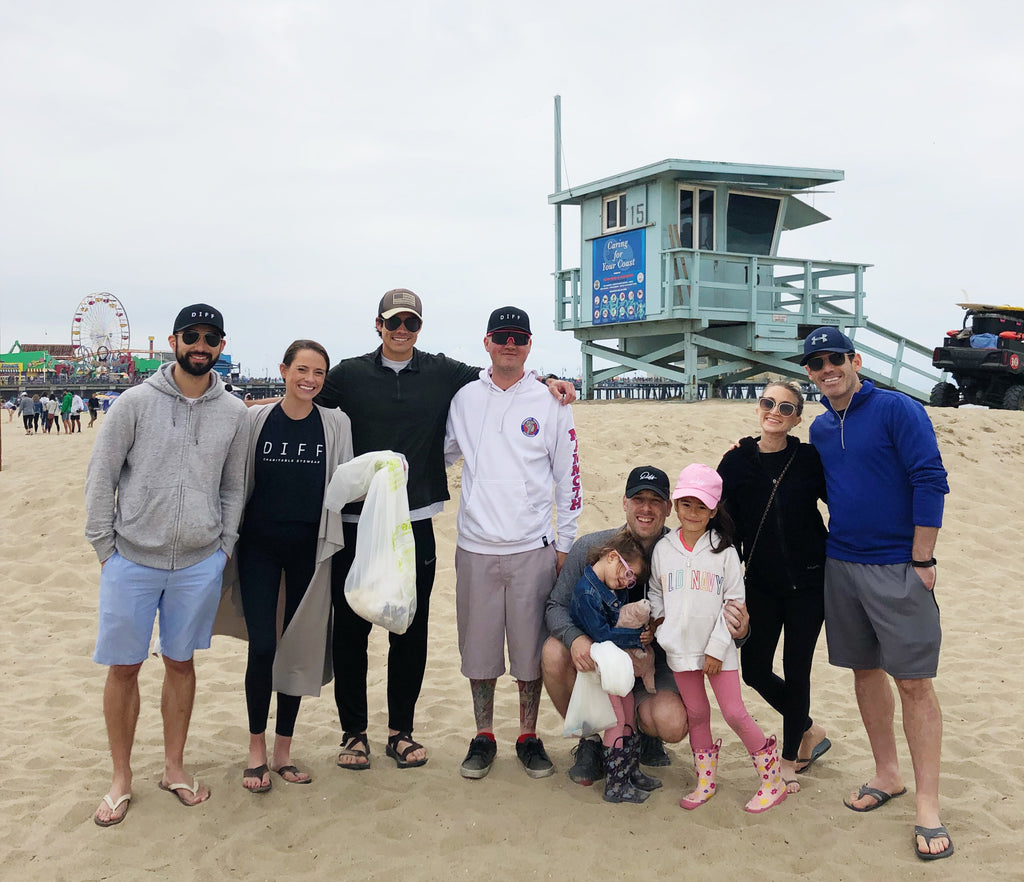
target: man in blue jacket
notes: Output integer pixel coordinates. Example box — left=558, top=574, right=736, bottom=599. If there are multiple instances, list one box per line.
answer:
left=802, top=327, right=952, bottom=861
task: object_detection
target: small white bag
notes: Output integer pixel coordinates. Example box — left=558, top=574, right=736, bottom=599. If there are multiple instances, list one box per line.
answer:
left=562, top=670, right=617, bottom=738
left=324, top=451, right=416, bottom=634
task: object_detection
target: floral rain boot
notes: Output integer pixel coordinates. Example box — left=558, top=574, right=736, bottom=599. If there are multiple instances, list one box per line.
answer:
left=679, top=739, right=720, bottom=810
left=745, top=734, right=787, bottom=813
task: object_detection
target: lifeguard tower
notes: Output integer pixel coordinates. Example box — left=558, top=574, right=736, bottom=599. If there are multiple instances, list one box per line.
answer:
left=549, top=120, right=937, bottom=400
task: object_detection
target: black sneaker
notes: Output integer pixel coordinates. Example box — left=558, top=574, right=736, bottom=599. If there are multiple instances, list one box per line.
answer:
left=460, top=735, right=497, bottom=779
left=567, top=736, right=605, bottom=785
left=515, top=736, right=554, bottom=779
left=639, top=732, right=671, bottom=767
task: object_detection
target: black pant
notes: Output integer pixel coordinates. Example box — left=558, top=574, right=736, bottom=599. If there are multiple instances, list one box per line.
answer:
left=740, top=585, right=824, bottom=762
left=331, top=518, right=436, bottom=735
left=237, top=521, right=318, bottom=737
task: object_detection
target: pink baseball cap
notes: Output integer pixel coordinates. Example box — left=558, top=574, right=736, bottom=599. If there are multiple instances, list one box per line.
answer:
left=672, top=463, right=722, bottom=509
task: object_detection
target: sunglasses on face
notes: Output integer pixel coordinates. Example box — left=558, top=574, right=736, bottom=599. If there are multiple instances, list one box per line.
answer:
left=758, top=396, right=798, bottom=417
left=179, top=330, right=222, bottom=347
left=614, top=551, right=637, bottom=589
left=806, top=352, right=850, bottom=372
left=488, top=331, right=531, bottom=347
left=381, top=315, right=423, bottom=332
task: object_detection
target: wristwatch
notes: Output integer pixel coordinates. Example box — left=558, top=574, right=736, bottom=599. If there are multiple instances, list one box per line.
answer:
left=911, top=558, right=937, bottom=568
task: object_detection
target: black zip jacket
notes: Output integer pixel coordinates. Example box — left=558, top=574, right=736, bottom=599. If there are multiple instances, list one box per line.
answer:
left=316, top=347, right=479, bottom=513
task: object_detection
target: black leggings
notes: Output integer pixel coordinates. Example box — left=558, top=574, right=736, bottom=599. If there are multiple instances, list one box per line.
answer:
left=237, top=521, right=318, bottom=737
left=740, top=585, right=824, bottom=762
left=331, top=518, right=436, bottom=735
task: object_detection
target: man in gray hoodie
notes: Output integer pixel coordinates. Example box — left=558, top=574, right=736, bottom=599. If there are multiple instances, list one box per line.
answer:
left=85, top=303, right=247, bottom=827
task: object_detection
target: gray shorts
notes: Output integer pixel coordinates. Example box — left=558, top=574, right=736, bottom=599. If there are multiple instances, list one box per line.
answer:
left=634, top=644, right=680, bottom=705
left=824, top=558, right=941, bottom=679
left=455, top=545, right=556, bottom=681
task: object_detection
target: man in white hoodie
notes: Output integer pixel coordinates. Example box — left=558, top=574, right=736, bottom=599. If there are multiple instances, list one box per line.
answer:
left=445, top=306, right=581, bottom=781
left=85, top=303, right=248, bottom=827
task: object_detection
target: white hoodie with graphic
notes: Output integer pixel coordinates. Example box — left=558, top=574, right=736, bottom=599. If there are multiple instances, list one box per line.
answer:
left=444, top=367, right=580, bottom=555
left=649, top=528, right=745, bottom=672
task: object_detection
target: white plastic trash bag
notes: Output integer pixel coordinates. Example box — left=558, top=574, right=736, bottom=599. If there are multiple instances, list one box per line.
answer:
left=562, top=670, right=617, bottom=738
left=324, top=451, right=416, bottom=634
left=590, top=641, right=637, bottom=697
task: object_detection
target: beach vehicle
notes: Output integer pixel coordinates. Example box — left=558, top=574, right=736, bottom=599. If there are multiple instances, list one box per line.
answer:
left=930, top=303, right=1024, bottom=409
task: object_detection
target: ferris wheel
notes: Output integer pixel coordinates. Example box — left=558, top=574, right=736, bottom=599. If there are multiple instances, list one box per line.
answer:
left=71, top=293, right=131, bottom=360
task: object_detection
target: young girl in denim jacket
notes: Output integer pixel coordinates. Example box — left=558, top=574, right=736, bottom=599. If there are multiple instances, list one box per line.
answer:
left=570, top=530, right=661, bottom=804
left=649, top=463, right=787, bottom=814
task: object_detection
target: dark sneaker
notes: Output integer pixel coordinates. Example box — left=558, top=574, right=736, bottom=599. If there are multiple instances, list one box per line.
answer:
left=567, top=736, right=605, bottom=785
left=516, top=736, right=554, bottom=779
left=639, top=732, right=671, bottom=767
left=460, top=735, right=497, bottom=779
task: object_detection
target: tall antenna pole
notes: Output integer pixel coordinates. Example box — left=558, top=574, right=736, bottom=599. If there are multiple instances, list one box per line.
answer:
left=553, top=95, right=563, bottom=318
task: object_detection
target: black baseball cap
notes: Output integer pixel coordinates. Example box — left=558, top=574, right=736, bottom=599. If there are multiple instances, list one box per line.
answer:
left=486, top=306, right=531, bottom=336
left=173, top=303, right=225, bottom=336
left=624, top=466, right=670, bottom=500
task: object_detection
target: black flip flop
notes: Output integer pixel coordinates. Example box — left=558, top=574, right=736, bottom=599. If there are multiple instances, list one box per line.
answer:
left=386, top=731, right=428, bottom=768
left=242, top=764, right=272, bottom=793
left=843, top=783, right=907, bottom=812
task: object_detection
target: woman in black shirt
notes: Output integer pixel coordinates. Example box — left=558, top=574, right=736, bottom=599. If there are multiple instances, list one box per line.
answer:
left=718, top=380, right=831, bottom=792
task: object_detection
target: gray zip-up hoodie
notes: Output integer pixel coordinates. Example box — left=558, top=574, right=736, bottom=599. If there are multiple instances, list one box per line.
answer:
left=85, top=363, right=248, bottom=570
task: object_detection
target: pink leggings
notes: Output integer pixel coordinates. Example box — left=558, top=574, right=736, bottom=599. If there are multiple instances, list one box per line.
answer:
left=603, top=692, right=636, bottom=747
left=674, top=669, right=766, bottom=754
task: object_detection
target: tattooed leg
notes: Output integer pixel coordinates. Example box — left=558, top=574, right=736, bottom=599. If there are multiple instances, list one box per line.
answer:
left=518, top=678, right=543, bottom=735
left=470, top=679, right=496, bottom=733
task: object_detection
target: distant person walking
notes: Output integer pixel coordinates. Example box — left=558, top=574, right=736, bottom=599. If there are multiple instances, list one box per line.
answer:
left=47, top=394, right=61, bottom=432
left=71, top=393, right=85, bottom=432
left=60, top=390, right=72, bottom=433
left=88, top=393, right=101, bottom=427
left=16, top=393, right=35, bottom=434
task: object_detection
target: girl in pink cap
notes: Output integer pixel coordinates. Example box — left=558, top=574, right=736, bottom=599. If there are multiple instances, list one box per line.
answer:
left=648, top=463, right=786, bottom=814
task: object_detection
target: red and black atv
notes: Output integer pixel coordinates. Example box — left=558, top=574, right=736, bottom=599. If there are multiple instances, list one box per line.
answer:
left=931, top=303, right=1024, bottom=410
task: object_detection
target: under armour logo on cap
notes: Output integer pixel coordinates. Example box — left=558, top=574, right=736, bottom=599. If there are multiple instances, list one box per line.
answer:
left=800, top=326, right=855, bottom=366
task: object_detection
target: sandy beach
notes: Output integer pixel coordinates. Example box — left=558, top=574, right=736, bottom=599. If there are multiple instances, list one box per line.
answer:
left=1, top=398, right=1020, bottom=881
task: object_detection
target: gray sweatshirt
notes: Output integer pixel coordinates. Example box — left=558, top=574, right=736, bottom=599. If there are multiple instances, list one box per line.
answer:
left=85, top=363, right=248, bottom=570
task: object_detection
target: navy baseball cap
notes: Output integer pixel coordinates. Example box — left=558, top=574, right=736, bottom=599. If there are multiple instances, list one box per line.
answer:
left=624, top=466, right=670, bottom=500
left=800, top=327, right=855, bottom=365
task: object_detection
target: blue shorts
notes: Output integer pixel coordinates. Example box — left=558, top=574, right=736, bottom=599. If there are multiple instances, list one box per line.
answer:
left=93, top=550, right=227, bottom=665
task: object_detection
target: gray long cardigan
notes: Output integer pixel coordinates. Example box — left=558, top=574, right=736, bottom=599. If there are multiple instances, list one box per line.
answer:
left=214, top=402, right=353, bottom=696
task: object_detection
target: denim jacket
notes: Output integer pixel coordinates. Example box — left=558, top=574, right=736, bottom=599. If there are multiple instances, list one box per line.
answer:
left=570, top=565, right=644, bottom=649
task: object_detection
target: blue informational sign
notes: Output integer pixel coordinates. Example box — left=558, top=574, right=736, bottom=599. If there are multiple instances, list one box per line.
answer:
left=591, top=229, right=646, bottom=325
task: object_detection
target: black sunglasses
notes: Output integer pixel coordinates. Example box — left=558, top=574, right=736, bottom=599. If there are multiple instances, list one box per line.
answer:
left=806, top=352, right=850, bottom=372
left=179, top=330, right=222, bottom=347
left=488, top=331, right=531, bottom=346
left=381, top=315, right=422, bottom=332
left=758, top=396, right=798, bottom=417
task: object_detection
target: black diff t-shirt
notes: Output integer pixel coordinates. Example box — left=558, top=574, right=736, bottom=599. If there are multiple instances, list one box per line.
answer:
left=245, top=405, right=327, bottom=527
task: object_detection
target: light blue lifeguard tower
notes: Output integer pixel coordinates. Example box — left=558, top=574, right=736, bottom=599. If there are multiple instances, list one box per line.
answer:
left=548, top=103, right=937, bottom=400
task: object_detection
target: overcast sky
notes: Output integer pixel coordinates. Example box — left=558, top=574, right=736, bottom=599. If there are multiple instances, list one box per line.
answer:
left=2, top=1, right=1020, bottom=381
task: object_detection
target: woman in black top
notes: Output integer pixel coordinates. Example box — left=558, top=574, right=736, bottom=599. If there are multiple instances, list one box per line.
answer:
left=717, top=380, right=830, bottom=792
left=237, top=340, right=352, bottom=793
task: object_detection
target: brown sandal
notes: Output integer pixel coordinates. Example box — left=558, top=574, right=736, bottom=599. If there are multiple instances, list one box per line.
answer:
left=337, top=732, right=371, bottom=770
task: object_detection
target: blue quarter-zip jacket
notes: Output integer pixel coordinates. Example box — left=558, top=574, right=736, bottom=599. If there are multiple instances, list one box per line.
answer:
left=809, top=380, right=948, bottom=564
